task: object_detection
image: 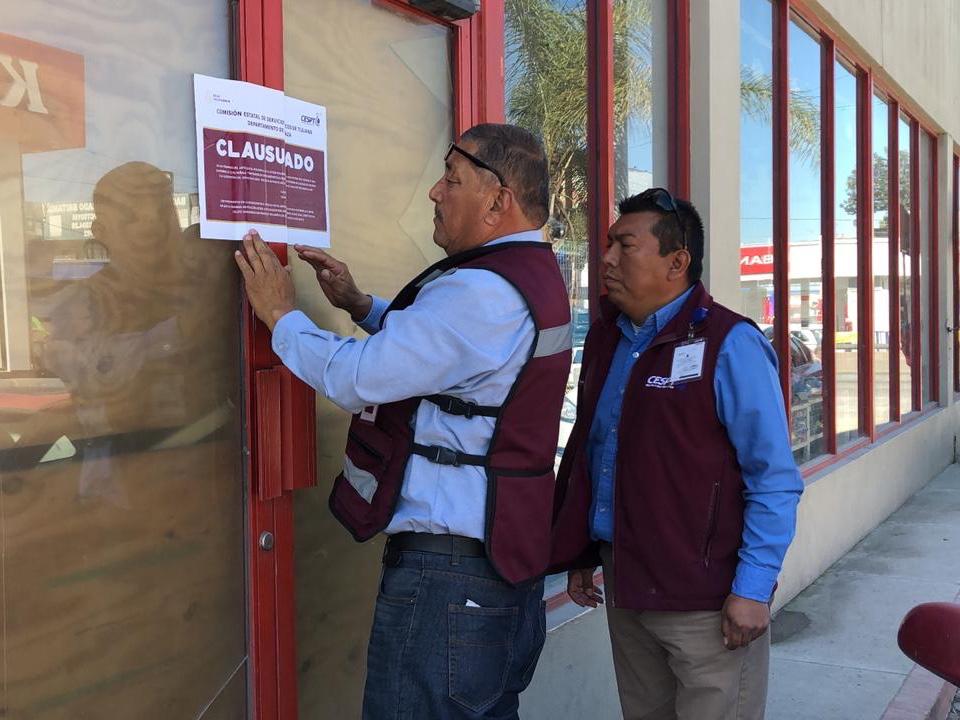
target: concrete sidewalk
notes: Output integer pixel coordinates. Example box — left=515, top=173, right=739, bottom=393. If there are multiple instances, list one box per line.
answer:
left=767, top=463, right=960, bottom=720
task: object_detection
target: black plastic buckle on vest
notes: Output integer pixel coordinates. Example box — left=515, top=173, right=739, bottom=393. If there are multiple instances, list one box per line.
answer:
left=425, top=394, right=499, bottom=420
left=412, top=443, right=487, bottom=468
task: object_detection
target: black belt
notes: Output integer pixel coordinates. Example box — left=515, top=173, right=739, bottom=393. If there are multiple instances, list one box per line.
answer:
left=386, top=532, right=486, bottom=559
left=411, top=443, right=487, bottom=467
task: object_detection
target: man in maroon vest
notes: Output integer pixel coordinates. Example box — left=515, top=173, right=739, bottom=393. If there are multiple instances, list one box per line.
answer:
left=550, top=189, right=803, bottom=719
left=235, top=124, right=570, bottom=719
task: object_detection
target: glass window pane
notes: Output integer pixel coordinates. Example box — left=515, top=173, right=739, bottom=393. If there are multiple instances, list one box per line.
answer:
left=919, top=130, right=933, bottom=406
left=506, top=0, right=587, bottom=468
left=834, top=61, right=860, bottom=445
left=898, top=114, right=913, bottom=414
left=0, top=5, right=246, bottom=718
left=739, top=0, right=775, bottom=333
left=786, top=18, right=824, bottom=463
left=614, top=0, right=667, bottom=196
left=283, top=2, right=454, bottom=715
left=872, top=94, right=891, bottom=426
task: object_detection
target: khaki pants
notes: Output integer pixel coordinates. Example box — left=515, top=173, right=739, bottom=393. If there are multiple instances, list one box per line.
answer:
left=599, top=545, right=770, bottom=720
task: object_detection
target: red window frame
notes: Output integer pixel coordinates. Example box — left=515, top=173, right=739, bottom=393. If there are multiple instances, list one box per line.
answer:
left=927, top=129, right=940, bottom=405
left=236, top=1, right=494, bottom=717
left=585, top=0, right=691, bottom=317
left=764, top=0, right=945, bottom=477
left=504, top=0, right=691, bottom=614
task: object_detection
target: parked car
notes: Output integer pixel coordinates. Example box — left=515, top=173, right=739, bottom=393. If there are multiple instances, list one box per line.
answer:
left=790, top=327, right=821, bottom=358
left=760, top=326, right=824, bottom=458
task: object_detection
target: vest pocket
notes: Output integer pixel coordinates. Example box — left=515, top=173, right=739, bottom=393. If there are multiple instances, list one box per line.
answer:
left=488, top=469, right=555, bottom=585
left=342, top=426, right=393, bottom=506
left=702, top=482, right=721, bottom=567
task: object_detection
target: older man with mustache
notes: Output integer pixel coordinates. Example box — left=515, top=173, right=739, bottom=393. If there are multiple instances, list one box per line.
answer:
left=235, top=123, right=571, bottom=720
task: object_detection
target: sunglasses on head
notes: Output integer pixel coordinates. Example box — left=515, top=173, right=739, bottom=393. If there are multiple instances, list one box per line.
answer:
left=445, top=143, right=508, bottom=188
left=641, top=187, right=687, bottom=251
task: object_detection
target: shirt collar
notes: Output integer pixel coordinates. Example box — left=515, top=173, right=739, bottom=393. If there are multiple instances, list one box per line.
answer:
left=617, top=284, right=696, bottom=340
left=486, top=229, right=548, bottom=246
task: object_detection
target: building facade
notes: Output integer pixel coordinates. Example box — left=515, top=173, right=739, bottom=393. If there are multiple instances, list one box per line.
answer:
left=0, top=1, right=957, bottom=718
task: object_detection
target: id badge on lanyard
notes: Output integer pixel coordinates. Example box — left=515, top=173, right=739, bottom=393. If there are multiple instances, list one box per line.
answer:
left=670, top=307, right=709, bottom=383
left=670, top=338, right=706, bottom=383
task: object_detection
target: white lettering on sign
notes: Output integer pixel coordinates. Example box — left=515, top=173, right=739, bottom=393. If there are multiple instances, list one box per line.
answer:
left=0, top=54, right=49, bottom=114
left=740, top=252, right=774, bottom=267
left=214, top=137, right=314, bottom=171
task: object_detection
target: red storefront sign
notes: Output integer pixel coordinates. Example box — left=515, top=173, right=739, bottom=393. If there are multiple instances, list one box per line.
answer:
left=0, top=32, right=85, bottom=153
left=740, top=244, right=774, bottom=275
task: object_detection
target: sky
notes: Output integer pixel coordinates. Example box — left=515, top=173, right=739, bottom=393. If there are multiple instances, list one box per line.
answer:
left=740, top=0, right=860, bottom=247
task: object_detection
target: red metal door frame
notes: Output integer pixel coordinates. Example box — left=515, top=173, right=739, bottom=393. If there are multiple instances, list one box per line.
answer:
left=235, top=3, right=301, bottom=719
left=235, top=1, right=487, bottom=717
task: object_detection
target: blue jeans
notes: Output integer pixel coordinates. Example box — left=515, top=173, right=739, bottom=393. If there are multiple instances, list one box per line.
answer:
left=362, top=549, right=546, bottom=720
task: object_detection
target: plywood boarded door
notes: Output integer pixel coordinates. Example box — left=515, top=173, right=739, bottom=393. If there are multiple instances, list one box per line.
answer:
left=0, top=4, right=250, bottom=718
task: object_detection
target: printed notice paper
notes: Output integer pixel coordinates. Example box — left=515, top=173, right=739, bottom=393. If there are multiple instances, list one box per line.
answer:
left=193, top=73, right=330, bottom=247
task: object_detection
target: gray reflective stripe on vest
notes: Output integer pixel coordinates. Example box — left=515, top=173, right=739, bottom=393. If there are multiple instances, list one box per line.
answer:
left=533, top=322, right=573, bottom=358
left=343, top=455, right=378, bottom=502
left=415, top=268, right=457, bottom=288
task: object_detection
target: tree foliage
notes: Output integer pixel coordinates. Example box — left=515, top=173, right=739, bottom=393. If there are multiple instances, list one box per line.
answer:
left=840, top=150, right=911, bottom=230
left=505, top=0, right=822, bottom=243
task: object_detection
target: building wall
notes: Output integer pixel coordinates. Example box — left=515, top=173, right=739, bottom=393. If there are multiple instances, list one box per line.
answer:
left=696, top=0, right=960, bottom=609
left=810, top=0, right=960, bottom=139
left=527, top=2, right=960, bottom=717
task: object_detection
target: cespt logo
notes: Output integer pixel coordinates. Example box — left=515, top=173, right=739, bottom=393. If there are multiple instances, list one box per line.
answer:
left=645, top=375, right=675, bottom=389
left=300, top=113, right=322, bottom=126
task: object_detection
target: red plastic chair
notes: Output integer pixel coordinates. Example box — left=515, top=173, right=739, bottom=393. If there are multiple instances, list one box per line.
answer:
left=897, top=602, right=960, bottom=685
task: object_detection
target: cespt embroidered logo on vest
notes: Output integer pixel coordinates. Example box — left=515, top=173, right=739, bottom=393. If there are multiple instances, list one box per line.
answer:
left=645, top=375, right=675, bottom=389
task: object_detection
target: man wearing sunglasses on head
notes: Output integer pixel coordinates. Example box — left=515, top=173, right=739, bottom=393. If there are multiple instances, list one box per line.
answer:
left=549, top=189, right=803, bottom=720
left=234, top=124, right=570, bottom=719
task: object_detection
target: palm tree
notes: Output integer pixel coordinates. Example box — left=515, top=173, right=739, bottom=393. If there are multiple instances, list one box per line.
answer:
left=505, top=0, right=821, bottom=247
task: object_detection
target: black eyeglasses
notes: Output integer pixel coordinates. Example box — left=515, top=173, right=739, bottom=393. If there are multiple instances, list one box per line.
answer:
left=445, top=143, right=508, bottom=188
left=641, top=187, right=687, bottom=251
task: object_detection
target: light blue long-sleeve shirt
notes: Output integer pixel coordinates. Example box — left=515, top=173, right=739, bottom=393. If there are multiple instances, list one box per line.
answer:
left=271, top=231, right=547, bottom=540
left=587, top=285, right=803, bottom=602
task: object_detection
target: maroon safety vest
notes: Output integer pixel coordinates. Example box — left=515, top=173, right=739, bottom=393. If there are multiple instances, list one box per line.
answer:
left=328, top=240, right=572, bottom=585
left=549, top=283, right=762, bottom=610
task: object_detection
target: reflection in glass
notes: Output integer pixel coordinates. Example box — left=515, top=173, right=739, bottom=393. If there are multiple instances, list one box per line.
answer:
left=899, top=115, right=914, bottom=414
left=283, top=1, right=453, bottom=715
left=613, top=0, right=664, bottom=200
left=786, top=18, right=824, bottom=464
left=506, top=0, right=590, bottom=463
left=0, top=4, right=246, bottom=718
left=919, top=131, right=932, bottom=406
left=739, top=0, right=775, bottom=329
left=834, top=61, right=860, bottom=445
left=871, top=94, right=891, bottom=425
